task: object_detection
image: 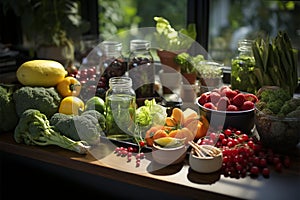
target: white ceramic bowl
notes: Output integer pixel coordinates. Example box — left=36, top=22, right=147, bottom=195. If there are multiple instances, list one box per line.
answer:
left=189, top=145, right=223, bottom=173
left=152, top=143, right=187, bottom=165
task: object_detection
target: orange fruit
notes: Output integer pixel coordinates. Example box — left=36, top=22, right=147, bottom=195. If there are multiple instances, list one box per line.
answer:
left=165, top=116, right=177, bottom=127
left=145, top=125, right=163, bottom=146
left=171, top=107, right=184, bottom=126
left=194, top=120, right=209, bottom=140
left=184, top=118, right=199, bottom=137
left=169, top=128, right=194, bottom=144
left=153, top=129, right=169, bottom=140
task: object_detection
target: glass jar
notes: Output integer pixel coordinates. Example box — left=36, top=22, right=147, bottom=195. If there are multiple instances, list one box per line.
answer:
left=97, top=41, right=127, bottom=98
left=198, top=61, right=223, bottom=94
left=105, top=77, right=136, bottom=141
left=231, top=39, right=257, bottom=94
left=128, top=39, right=155, bottom=99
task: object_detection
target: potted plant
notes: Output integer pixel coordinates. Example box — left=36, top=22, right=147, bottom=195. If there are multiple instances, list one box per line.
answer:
left=196, top=60, right=224, bottom=93
left=154, top=16, right=196, bottom=73
left=2, top=0, right=90, bottom=67
left=174, top=52, right=205, bottom=84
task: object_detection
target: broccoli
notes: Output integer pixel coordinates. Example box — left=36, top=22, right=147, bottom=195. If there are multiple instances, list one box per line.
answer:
left=13, top=86, right=62, bottom=118
left=81, top=109, right=106, bottom=130
left=278, top=98, right=300, bottom=116
left=50, top=110, right=104, bottom=145
left=257, top=88, right=294, bottom=116
left=14, top=109, right=90, bottom=154
left=260, top=88, right=290, bottom=103
left=0, top=84, right=19, bottom=132
left=266, top=99, right=284, bottom=114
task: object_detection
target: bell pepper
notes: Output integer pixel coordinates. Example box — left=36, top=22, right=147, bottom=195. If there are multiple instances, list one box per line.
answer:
left=58, top=96, right=84, bottom=115
left=56, top=76, right=81, bottom=97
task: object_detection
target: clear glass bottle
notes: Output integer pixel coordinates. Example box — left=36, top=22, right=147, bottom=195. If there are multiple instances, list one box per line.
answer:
left=128, top=39, right=155, bottom=99
left=231, top=39, right=257, bottom=94
left=97, top=41, right=127, bottom=98
left=105, top=76, right=136, bottom=141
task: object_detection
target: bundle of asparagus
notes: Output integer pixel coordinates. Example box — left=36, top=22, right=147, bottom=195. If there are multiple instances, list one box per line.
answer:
left=252, top=31, right=299, bottom=97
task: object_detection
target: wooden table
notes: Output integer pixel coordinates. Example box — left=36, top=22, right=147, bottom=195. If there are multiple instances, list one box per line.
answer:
left=0, top=132, right=300, bottom=200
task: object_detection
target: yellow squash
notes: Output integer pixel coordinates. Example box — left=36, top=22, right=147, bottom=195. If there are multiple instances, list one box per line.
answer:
left=16, top=60, right=68, bottom=87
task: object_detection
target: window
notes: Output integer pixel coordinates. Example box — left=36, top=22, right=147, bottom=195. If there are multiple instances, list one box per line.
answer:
left=208, top=0, right=300, bottom=69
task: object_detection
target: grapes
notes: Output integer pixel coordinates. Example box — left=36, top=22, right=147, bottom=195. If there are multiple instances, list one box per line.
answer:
left=114, top=146, right=145, bottom=167
left=198, top=127, right=292, bottom=179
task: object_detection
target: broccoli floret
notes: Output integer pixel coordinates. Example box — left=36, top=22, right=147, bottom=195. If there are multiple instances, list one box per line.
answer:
left=50, top=110, right=103, bottom=145
left=258, top=88, right=292, bottom=116
left=278, top=99, right=299, bottom=116
left=260, top=88, right=291, bottom=103
left=14, top=109, right=90, bottom=154
left=81, top=109, right=106, bottom=130
left=0, top=84, right=19, bottom=132
left=13, top=86, right=62, bottom=118
left=266, top=99, right=284, bottom=114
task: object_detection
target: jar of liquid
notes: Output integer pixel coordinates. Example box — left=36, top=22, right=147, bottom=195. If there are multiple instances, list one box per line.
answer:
left=231, top=39, right=257, bottom=94
left=97, top=41, right=127, bottom=98
left=128, top=39, right=155, bottom=99
left=105, top=76, right=136, bottom=141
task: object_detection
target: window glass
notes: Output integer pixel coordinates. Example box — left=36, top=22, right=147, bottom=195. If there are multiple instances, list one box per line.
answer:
left=208, top=0, right=300, bottom=70
left=98, top=0, right=187, bottom=41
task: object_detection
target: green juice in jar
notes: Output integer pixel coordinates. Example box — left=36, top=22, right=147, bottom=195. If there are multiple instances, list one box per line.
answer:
left=231, top=39, right=259, bottom=94
left=105, top=94, right=136, bottom=141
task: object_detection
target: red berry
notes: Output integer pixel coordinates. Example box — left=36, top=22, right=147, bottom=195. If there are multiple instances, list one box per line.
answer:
left=241, top=101, right=254, bottom=110
left=275, top=162, right=283, bottom=172
left=250, top=166, right=260, bottom=176
left=224, top=128, right=232, bottom=136
left=244, top=93, right=258, bottom=103
left=209, top=92, right=221, bottom=105
left=232, top=93, right=245, bottom=107
left=217, top=96, right=230, bottom=111
left=227, top=104, right=238, bottom=111
left=262, top=167, right=270, bottom=177
left=139, top=141, right=145, bottom=147
left=225, top=89, right=238, bottom=99
left=198, top=93, right=209, bottom=105
left=203, top=102, right=217, bottom=110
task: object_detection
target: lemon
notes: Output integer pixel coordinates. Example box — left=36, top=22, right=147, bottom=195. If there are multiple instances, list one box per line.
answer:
left=154, top=137, right=185, bottom=148
left=59, top=96, right=85, bottom=115
left=85, top=96, right=106, bottom=114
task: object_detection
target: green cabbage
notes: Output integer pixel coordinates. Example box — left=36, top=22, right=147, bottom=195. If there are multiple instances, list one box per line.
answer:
left=136, top=99, right=167, bottom=127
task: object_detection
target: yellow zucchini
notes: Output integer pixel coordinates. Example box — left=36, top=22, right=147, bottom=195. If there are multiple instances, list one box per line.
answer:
left=16, top=60, right=68, bottom=87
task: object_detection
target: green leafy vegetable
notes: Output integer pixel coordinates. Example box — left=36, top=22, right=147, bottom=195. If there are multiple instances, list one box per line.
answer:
left=0, top=83, right=19, bottom=133
left=154, top=16, right=196, bottom=51
left=14, top=109, right=90, bottom=154
left=252, top=31, right=299, bottom=97
left=136, top=99, right=167, bottom=127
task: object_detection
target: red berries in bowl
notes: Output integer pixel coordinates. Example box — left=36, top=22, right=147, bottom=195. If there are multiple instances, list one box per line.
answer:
left=198, top=86, right=258, bottom=112
left=196, top=86, right=258, bottom=134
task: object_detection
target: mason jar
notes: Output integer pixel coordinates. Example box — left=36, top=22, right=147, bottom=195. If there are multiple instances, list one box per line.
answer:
left=105, top=77, right=136, bottom=141
left=128, top=39, right=155, bottom=100
left=98, top=41, right=127, bottom=92
left=231, top=39, right=257, bottom=94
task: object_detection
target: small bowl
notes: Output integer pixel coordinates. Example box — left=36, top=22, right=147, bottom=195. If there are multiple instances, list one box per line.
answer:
left=152, top=144, right=187, bottom=165
left=196, top=96, right=255, bottom=134
left=255, top=108, right=300, bottom=150
left=189, top=145, right=223, bottom=173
